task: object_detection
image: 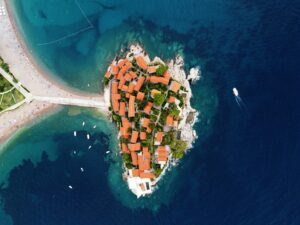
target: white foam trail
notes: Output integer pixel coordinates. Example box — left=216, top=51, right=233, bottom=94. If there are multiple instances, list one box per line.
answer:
left=234, top=95, right=249, bottom=116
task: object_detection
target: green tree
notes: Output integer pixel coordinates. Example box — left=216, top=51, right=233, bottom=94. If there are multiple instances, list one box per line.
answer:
left=156, top=64, right=168, bottom=76
left=153, top=93, right=165, bottom=106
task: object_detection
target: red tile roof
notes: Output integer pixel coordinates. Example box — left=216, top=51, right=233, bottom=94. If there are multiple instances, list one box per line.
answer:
left=124, top=73, right=131, bottom=81
left=147, top=66, right=157, bottom=74
left=144, top=102, right=153, bottom=114
left=140, top=172, right=155, bottom=179
left=168, top=96, right=176, bottom=103
left=131, top=152, right=138, bottom=166
left=134, top=76, right=145, bottom=92
left=104, top=70, right=111, bottom=78
left=151, top=89, right=161, bottom=97
left=166, top=115, right=173, bottom=126
left=140, top=132, right=146, bottom=140
left=149, top=76, right=170, bottom=85
left=138, top=154, right=150, bottom=171
left=129, top=143, right=141, bottom=151
left=119, top=102, right=126, bottom=116
left=128, top=83, right=135, bottom=93
left=170, top=81, right=181, bottom=93
left=130, top=131, right=139, bottom=143
left=110, top=64, right=119, bottom=75
left=132, top=169, right=140, bottom=177
left=129, top=71, right=137, bottom=79
left=156, top=132, right=164, bottom=143
left=128, top=95, right=136, bottom=117
left=136, top=56, right=148, bottom=70
left=111, top=82, right=118, bottom=94
left=136, top=92, right=145, bottom=101
left=122, top=143, right=129, bottom=154
left=142, top=118, right=150, bottom=128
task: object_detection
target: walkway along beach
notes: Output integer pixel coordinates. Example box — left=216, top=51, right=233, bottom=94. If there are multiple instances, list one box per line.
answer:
left=0, top=0, right=109, bottom=144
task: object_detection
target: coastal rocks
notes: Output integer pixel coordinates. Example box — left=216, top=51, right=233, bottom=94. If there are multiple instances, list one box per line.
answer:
left=187, top=67, right=201, bottom=83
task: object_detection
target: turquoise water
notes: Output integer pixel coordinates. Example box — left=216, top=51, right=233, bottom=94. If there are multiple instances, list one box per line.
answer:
left=2, top=0, right=300, bottom=224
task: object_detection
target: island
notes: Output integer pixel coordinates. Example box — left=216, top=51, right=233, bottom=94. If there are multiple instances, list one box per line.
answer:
left=103, top=45, right=198, bottom=197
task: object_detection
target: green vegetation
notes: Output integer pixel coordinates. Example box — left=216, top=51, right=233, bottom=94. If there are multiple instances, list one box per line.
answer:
left=162, top=130, right=187, bottom=159
left=103, top=77, right=109, bottom=86
left=168, top=103, right=180, bottom=117
left=151, top=163, right=163, bottom=177
left=156, top=64, right=168, bottom=76
left=153, top=93, right=165, bottom=106
left=0, top=57, right=25, bottom=112
left=171, top=140, right=187, bottom=159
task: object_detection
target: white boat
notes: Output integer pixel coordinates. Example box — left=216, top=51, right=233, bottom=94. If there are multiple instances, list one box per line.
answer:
left=73, top=131, right=77, bottom=136
left=88, top=145, right=92, bottom=150
left=233, top=87, right=239, bottom=96
left=93, top=125, right=97, bottom=129
left=106, top=151, right=110, bottom=154
left=82, top=121, right=85, bottom=126
left=87, top=134, right=90, bottom=140
left=68, top=185, right=73, bottom=189
left=80, top=167, right=84, bottom=172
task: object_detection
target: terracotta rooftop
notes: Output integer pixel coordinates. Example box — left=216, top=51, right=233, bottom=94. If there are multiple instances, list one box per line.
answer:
left=151, top=89, right=161, bottom=97
left=140, top=132, right=147, bottom=140
left=122, top=143, right=129, bottom=154
left=147, top=66, right=157, bottom=74
left=131, top=152, right=138, bottom=166
left=110, top=64, right=119, bottom=75
left=136, top=92, right=145, bottom=101
left=111, top=82, right=118, bottom=94
left=156, top=132, right=164, bottom=143
left=128, top=95, right=136, bottom=117
left=140, top=172, right=155, bottom=179
left=130, top=131, right=139, bottom=143
left=132, top=169, right=140, bottom=177
left=104, top=70, right=111, bottom=78
left=170, top=80, right=181, bottom=93
left=142, top=118, right=150, bottom=128
left=135, top=56, right=148, bottom=70
left=144, top=102, right=153, bottom=114
left=149, top=76, right=170, bottom=85
left=166, top=115, right=173, bottom=126
left=134, top=76, right=145, bottom=92
left=168, top=96, right=176, bottom=103
left=129, top=143, right=141, bottom=151
left=119, top=102, right=126, bottom=116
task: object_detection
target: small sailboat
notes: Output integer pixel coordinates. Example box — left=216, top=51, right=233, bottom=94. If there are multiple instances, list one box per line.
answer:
left=87, top=134, right=90, bottom=140
left=88, top=145, right=92, bottom=150
left=80, top=167, right=84, bottom=172
left=73, top=150, right=77, bottom=155
left=93, top=125, right=97, bottom=129
left=82, top=121, right=85, bottom=126
left=73, top=131, right=77, bottom=137
left=106, top=151, right=110, bottom=154
left=68, top=185, right=73, bottom=189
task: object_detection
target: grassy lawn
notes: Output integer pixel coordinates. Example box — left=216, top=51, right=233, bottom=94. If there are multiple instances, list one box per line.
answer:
left=0, top=57, right=25, bottom=112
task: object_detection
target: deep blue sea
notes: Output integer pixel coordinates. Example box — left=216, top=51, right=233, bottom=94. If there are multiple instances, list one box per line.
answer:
left=1, top=0, right=300, bottom=224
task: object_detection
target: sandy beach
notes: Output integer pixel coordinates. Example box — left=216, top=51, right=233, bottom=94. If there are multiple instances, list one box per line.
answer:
left=0, top=0, right=107, bottom=144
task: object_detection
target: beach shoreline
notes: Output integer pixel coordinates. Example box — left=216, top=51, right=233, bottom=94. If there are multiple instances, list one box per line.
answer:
left=3, top=0, right=101, bottom=98
left=0, top=0, right=108, bottom=144
left=0, top=102, right=59, bottom=146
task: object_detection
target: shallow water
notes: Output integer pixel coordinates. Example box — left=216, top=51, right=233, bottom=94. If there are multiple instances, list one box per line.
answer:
left=1, top=0, right=300, bottom=224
